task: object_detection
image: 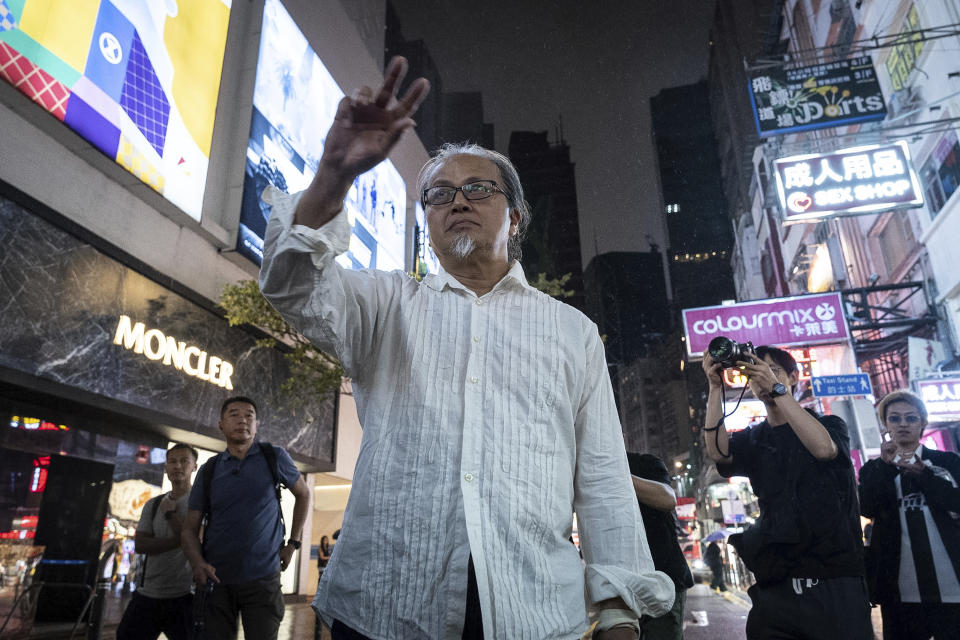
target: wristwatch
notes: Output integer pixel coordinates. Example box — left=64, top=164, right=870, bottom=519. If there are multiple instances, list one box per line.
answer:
left=769, top=382, right=788, bottom=398
left=286, top=539, right=302, bottom=550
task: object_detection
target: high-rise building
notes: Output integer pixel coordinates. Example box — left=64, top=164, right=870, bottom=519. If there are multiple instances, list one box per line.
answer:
left=508, top=131, right=586, bottom=311
left=583, top=251, right=671, bottom=373
left=385, top=2, right=443, bottom=151
left=651, top=80, right=736, bottom=310
left=440, top=92, right=495, bottom=149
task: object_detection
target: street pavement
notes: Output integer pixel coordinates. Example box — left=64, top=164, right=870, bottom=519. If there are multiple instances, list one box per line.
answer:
left=681, top=583, right=751, bottom=640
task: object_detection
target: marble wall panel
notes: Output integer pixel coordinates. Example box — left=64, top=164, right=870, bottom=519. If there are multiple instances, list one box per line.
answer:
left=0, top=194, right=336, bottom=468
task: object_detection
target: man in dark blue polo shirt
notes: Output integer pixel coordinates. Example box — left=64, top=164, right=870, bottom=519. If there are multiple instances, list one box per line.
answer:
left=181, top=396, right=312, bottom=640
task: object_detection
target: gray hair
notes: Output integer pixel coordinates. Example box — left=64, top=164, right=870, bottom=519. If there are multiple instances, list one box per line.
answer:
left=417, top=142, right=532, bottom=261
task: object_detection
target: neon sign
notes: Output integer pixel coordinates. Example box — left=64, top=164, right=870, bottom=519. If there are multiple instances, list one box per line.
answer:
left=775, top=141, right=923, bottom=223
left=113, top=315, right=234, bottom=389
left=917, top=378, right=960, bottom=423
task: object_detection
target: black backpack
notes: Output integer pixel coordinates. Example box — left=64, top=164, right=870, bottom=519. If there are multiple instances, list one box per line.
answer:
left=198, top=442, right=287, bottom=550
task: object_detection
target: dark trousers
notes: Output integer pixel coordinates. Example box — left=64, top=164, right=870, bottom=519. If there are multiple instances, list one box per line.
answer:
left=640, top=586, right=685, bottom=640
left=331, top=556, right=483, bottom=639
left=203, top=572, right=284, bottom=640
left=708, top=562, right=726, bottom=590
left=116, top=591, right=193, bottom=640
left=745, top=576, right=873, bottom=640
left=881, top=601, right=960, bottom=640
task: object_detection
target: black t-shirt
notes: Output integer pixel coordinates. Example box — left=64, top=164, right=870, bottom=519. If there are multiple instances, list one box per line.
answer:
left=626, top=453, right=694, bottom=589
left=716, top=412, right=864, bottom=584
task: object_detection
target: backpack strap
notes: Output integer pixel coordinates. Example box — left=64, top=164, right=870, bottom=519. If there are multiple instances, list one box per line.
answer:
left=259, top=442, right=287, bottom=543
left=139, top=495, right=164, bottom=589
left=199, top=455, right=219, bottom=553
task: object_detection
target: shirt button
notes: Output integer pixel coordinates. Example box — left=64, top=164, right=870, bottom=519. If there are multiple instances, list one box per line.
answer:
left=475, top=299, right=482, bottom=306
left=464, top=473, right=474, bottom=482
left=470, top=376, right=479, bottom=384
left=473, top=336, right=480, bottom=343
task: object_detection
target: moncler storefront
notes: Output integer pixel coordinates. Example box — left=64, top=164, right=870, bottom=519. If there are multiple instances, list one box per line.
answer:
left=0, top=183, right=337, bottom=633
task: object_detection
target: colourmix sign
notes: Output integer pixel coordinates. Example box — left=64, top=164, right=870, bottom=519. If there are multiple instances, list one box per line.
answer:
left=682, top=292, right=849, bottom=358
left=774, top=141, right=923, bottom=224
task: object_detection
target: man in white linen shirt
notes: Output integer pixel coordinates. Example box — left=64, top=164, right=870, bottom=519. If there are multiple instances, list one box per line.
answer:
left=259, top=56, right=674, bottom=640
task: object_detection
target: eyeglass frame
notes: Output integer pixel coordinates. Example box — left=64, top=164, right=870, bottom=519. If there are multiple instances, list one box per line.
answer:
left=421, top=180, right=506, bottom=207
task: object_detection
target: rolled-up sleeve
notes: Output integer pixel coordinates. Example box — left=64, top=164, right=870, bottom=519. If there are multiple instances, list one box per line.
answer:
left=573, top=327, right=675, bottom=618
left=258, top=188, right=393, bottom=378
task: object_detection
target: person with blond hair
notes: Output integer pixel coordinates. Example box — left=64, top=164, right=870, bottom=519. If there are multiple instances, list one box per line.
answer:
left=859, top=389, right=960, bottom=639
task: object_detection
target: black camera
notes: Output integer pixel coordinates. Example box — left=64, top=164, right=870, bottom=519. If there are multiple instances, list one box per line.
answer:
left=708, top=336, right=755, bottom=368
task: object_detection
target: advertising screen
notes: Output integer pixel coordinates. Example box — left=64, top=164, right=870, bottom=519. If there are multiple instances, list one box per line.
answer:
left=236, top=0, right=406, bottom=269
left=0, top=0, right=232, bottom=220
left=414, top=201, right=440, bottom=276
left=774, top=141, right=923, bottom=224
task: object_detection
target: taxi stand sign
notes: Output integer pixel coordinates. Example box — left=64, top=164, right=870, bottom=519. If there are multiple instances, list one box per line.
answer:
left=774, top=140, right=924, bottom=224
left=811, top=373, right=873, bottom=398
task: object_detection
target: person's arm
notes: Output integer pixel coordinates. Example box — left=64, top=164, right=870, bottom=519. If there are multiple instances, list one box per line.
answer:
left=181, top=509, right=219, bottom=585
left=858, top=445, right=900, bottom=519
left=573, top=328, right=674, bottom=628
left=258, top=60, right=429, bottom=378
left=631, top=476, right=677, bottom=512
left=905, top=454, right=960, bottom=513
left=133, top=496, right=178, bottom=554
left=702, top=351, right=733, bottom=464
left=279, top=475, right=313, bottom=571
left=739, top=354, right=837, bottom=460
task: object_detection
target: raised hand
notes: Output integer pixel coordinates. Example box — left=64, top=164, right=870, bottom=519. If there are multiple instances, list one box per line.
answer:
left=295, top=56, right=430, bottom=228
left=702, top=350, right=723, bottom=389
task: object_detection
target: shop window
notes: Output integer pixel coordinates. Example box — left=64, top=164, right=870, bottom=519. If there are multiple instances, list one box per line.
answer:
left=922, top=131, right=960, bottom=219
left=885, top=5, right=924, bottom=92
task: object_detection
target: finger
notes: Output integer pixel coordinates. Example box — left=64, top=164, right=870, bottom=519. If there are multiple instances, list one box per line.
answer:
left=392, top=78, right=431, bottom=119
left=375, top=56, right=408, bottom=107
left=352, top=85, right=374, bottom=105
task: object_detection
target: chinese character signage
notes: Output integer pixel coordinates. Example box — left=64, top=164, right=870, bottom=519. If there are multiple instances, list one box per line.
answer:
left=748, top=56, right=886, bottom=137
left=917, top=378, right=960, bottom=423
left=774, top=141, right=923, bottom=224
left=682, top=292, right=849, bottom=358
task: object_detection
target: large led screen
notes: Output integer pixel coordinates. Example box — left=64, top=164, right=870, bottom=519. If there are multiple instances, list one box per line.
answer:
left=236, top=0, right=406, bottom=269
left=0, top=0, right=232, bottom=220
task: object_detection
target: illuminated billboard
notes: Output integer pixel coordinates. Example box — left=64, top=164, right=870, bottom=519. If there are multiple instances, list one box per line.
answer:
left=774, top=141, right=923, bottom=224
left=414, top=201, right=440, bottom=276
left=236, top=0, right=406, bottom=269
left=748, top=56, right=885, bottom=137
left=0, top=0, right=232, bottom=220
left=917, top=377, right=960, bottom=423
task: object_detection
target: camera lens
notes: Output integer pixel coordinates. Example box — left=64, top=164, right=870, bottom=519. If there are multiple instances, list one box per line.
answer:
left=708, top=336, right=736, bottom=363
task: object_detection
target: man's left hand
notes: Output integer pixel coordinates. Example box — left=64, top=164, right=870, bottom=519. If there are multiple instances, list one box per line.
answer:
left=593, top=627, right=639, bottom=640
left=896, top=457, right=926, bottom=476
left=738, top=354, right=779, bottom=400
left=279, top=544, right=297, bottom=571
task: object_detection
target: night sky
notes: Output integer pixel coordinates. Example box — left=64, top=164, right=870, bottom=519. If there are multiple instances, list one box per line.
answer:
left=391, top=0, right=718, bottom=268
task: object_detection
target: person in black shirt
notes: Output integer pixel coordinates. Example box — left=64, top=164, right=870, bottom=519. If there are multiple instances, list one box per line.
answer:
left=702, top=345, right=872, bottom=639
left=626, top=453, right=693, bottom=640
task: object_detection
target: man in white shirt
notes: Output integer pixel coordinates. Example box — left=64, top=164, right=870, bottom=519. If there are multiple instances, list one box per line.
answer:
left=259, top=56, right=673, bottom=639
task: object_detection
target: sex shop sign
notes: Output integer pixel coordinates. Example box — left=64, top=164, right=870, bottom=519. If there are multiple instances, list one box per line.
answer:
left=774, top=140, right=924, bottom=224
left=682, top=292, right=849, bottom=359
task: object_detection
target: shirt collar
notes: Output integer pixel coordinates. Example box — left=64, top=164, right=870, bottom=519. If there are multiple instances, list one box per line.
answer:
left=423, top=260, right=535, bottom=295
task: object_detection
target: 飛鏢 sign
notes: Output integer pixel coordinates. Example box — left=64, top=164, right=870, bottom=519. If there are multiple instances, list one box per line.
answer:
left=774, top=141, right=923, bottom=224
left=749, top=56, right=886, bottom=137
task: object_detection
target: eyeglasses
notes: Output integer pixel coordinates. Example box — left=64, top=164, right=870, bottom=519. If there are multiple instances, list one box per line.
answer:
left=422, top=180, right=505, bottom=206
left=886, top=414, right=921, bottom=425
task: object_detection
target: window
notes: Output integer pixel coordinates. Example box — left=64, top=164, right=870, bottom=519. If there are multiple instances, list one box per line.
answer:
left=921, top=130, right=960, bottom=219
left=885, top=5, right=924, bottom=92
left=665, top=204, right=680, bottom=214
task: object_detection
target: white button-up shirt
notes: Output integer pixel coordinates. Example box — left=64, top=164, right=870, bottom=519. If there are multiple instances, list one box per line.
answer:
left=260, top=189, right=673, bottom=639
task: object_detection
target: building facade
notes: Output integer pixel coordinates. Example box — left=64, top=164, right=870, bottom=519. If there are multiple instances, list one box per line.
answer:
left=0, top=0, right=429, bottom=629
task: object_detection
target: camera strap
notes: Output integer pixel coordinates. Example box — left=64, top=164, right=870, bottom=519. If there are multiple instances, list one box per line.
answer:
left=703, top=380, right=749, bottom=459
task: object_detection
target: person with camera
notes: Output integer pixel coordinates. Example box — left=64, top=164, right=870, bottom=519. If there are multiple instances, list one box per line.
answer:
left=702, top=342, right=872, bottom=639
left=858, top=389, right=960, bottom=639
